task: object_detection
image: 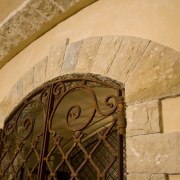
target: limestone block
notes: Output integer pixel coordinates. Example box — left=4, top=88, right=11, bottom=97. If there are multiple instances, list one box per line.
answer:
left=90, top=36, right=123, bottom=75
left=46, top=39, right=69, bottom=81
left=75, top=37, right=102, bottom=73
left=0, top=36, right=10, bottom=54
left=151, top=174, right=167, bottom=180
left=127, top=173, right=151, bottom=180
left=126, top=42, right=180, bottom=104
left=127, top=173, right=166, bottom=180
left=127, top=133, right=180, bottom=174
left=127, top=173, right=167, bottom=180
left=53, top=0, right=78, bottom=12
left=169, top=175, right=180, bottom=180
left=20, top=4, right=46, bottom=28
left=126, top=100, right=160, bottom=136
left=33, top=56, right=47, bottom=89
left=23, top=68, right=34, bottom=97
left=161, top=96, right=180, bottom=133
left=0, top=36, right=10, bottom=59
left=0, top=79, right=23, bottom=119
left=0, top=24, right=24, bottom=47
left=61, top=40, right=82, bottom=74
left=107, top=37, right=150, bottom=83
left=8, top=13, right=37, bottom=37
left=30, top=0, right=62, bottom=20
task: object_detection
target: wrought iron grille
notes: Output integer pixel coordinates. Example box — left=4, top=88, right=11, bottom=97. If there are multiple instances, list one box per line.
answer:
left=0, top=77, right=126, bottom=180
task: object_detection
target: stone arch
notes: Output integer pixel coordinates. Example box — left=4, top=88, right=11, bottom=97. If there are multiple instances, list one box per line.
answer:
left=0, top=35, right=180, bottom=178
left=1, top=35, right=180, bottom=125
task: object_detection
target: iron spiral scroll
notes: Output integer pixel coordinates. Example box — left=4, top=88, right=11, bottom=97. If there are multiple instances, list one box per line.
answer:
left=0, top=76, right=126, bottom=180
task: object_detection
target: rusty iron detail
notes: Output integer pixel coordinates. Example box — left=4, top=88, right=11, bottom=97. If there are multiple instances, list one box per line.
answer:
left=0, top=77, right=126, bottom=180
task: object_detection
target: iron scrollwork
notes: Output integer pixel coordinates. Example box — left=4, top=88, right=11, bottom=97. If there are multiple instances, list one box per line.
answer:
left=0, top=77, right=126, bottom=180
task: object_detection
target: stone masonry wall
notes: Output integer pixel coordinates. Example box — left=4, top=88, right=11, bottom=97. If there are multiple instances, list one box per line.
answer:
left=0, top=36, right=180, bottom=179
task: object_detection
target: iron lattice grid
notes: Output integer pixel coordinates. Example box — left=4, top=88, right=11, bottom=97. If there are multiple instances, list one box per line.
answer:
left=0, top=77, right=126, bottom=180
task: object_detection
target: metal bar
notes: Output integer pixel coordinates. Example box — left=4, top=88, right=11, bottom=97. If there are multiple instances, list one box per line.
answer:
left=118, top=134, right=124, bottom=180
left=0, top=78, right=125, bottom=179
left=116, top=96, right=126, bottom=180
left=37, top=86, right=54, bottom=180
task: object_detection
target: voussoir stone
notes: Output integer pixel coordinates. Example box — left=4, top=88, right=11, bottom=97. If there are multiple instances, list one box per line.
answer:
left=20, top=4, right=46, bottom=28
left=0, top=79, right=23, bottom=120
left=53, top=0, right=78, bottom=12
left=126, top=100, right=160, bottom=136
left=90, top=36, right=123, bottom=75
left=61, top=40, right=83, bottom=74
left=46, top=38, right=69, bottom=81
left=75, top=37, right=102, bottom=73
left=126, top=42, right=180, bottom=104
left=8, top=12, right=37, bottom=37
left=0, top=24, right=24, bottom=47
left=127, top=132, right=180, bottom=174
left=151, top=174, right=167, bottom=180
left=23, top=67, right=34, bottom=97
left=30, top=0, right=62, bottom=20
left=107, top=36, right=150, bottom=83
left=33, top=56, right=47, bottom=89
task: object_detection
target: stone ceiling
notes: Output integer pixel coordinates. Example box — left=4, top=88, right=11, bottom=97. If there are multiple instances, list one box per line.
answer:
left=0, top=0, right=97, bottom=69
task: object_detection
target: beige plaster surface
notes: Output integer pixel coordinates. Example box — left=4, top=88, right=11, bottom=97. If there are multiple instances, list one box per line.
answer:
left=0, top=0, right=24, bottom=23
left=162, top=96, right=180, bottom=133
left=0, top=0, right=180, bottom=101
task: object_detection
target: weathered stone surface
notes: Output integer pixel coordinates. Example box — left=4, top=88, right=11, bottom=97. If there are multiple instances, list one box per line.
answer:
left=46, top=39, right=69, bottom=81
left=20, top=4, right=46, bottom=28
left=53, top=0, right=78, bottom=12
left=8, top=13, right=37, bottom=37
left=127, top=173, right=166, bottom=180
left=90, top=36, right=123, bottom=75
left=23, top=68, right=34, bottom=96
left=126, top=42, right=180, bottom=104
left=61, top=40, right=82, bottom=74
left=0, top=0, right=90, bottom=67
left=107, top=36, right=150, bottom=83
left=126, top=100, right=160, bottom=136
left=33, top=56, right=47, bottom=89
left=127, top=173, right=151, bottom=180
left=0, top=35, right=10, bottom=59
left=161, top=96, right=180, bottom=133
left=151, top=174, right=167, bottom=180
left=30, top=0, right=62, bottom=20
left=75, top=37, right=102, bottom=73
left=0, top=79, right=23, bottom=119
left=0, top=24, right=24, bottom=47
left=127, top=133, right=180, bottom=174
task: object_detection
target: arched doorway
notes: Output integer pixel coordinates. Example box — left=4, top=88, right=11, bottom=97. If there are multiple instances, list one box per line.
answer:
left=0, top=76, right=126, bottom=180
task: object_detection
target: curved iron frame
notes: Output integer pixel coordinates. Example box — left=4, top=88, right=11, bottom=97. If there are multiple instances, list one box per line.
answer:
left=0, top=77, right=126, bottom=180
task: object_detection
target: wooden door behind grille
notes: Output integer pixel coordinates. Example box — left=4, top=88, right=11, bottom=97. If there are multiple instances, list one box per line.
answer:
left=0, top=78, right=126, bottom=180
